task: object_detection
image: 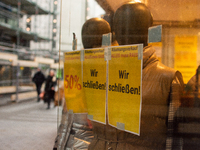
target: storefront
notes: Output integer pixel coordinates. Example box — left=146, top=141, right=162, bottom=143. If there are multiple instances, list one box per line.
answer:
left=54, top=0, right=200, bottom=149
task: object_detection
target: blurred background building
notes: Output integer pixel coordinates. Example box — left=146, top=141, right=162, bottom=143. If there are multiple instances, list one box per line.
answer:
left=0, top=0, right=60, bottom=104
left=0, top=0, right=60, bottom=59
left=0, top=0, right=104, bottom=104
left=60, top=0, right=105, bottom=51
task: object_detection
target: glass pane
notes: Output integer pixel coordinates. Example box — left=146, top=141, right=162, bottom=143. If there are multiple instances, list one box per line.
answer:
left=57, top=0, right=200, bottom=149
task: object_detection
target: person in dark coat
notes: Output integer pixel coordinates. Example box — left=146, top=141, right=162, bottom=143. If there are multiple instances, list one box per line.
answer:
left=44, top=70, right=57, bottom=109
left=32, top=68, right=45, bottom=102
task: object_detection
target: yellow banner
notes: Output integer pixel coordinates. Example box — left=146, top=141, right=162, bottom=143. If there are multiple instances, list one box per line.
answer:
left=108, top=45, right=143, bottom=135
left=64, top=51, right=87, bottom=113
left=175, top=35, right=197, bottom=52
left=83, top=48, right=106, bottom=124
left=174, top=35, right=197, bottom=83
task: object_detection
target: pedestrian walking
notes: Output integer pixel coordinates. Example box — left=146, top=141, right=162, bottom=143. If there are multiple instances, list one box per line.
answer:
left=32, top=68, right=45, bottom=102
left=44, top=70, right=57, bottom=109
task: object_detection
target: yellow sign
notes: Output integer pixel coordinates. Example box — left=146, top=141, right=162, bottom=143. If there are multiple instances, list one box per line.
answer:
left=64, top=51, right=87, bottom=113
left=83, top=48, right=106, bottom=124
left=174, top=35, right=197, bottom=83
left=108, top=45, right=143, bottom=135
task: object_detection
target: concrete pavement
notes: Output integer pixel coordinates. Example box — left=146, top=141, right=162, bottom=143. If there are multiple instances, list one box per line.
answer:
left=0, top=99, right=61, bottom=150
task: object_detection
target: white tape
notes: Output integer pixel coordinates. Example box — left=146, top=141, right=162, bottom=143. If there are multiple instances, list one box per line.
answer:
left=68, top=110, right=73, bottom=114
left=117, top=122, right=125, bottom=130
left=138, top=44, right=143, bottom=60
left=104, top=47, right=111, bottom=61
left=87, top=115, right=93, bottom=120
left=81, top=50, right=84, bottom=61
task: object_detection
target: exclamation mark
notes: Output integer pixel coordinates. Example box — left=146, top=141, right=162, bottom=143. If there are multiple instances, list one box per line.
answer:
left=139, top=86, right=140, bottom=95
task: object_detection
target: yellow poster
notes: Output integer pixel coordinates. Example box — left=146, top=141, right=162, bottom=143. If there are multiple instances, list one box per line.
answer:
left=64, top=51, right=87, bottom=113
left=108, top=44, right=143, bottom=135
left=174, top=35, right=197, bottom=83
left=83, top=48, right=106, bottom=124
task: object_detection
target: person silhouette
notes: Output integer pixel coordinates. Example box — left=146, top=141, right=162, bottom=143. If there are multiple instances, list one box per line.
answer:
left=44, top=70, right=56, bottom=109
left=32, top=68, right=45, bottom=102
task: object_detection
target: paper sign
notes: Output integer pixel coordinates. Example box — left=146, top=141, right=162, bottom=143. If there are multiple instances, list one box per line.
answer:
left=83, top=48, right=106, bottom=124
left=108, top=44, right=143, bottom=135
left=64, top=51, right=87, bottom=113
left=174, top=35, right=197, bottom=83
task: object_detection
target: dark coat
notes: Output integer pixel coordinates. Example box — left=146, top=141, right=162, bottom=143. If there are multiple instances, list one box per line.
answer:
left=44, top=75, right=57, bottom=100
left=32, top=71, right=45, bottom=85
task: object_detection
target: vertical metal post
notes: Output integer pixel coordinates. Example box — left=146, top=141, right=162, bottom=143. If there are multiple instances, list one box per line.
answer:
left=52, top=0, right=55, bottom=58
left=52, top=0, right=58, bottom=58
left=85, top=0, right=88, bottom=21
left=34, top=0, right=38, bottom=56
left=16, top=0, right=21, bottom=101
left=16, top=63, right=20, bottom=101
left=17, top=0, right=21, bottom=54
left=57, top=0, right=63, bottom=132
left=48, top=0, right=51, bottom=54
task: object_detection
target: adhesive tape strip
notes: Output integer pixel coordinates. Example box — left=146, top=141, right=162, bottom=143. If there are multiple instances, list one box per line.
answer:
left=117, top=122, right=125, bottom=130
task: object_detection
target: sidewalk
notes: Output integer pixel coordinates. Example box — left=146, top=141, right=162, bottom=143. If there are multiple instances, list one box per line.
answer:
left=0, top=99, right=61, bottom=150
